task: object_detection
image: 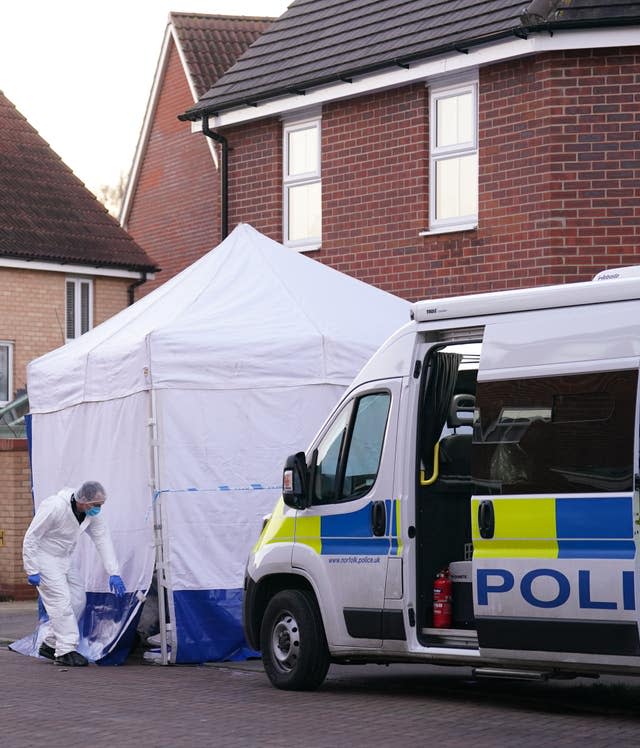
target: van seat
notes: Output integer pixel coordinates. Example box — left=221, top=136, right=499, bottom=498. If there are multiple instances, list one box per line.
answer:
left=439, top=394, right=475, bottom=481
left=439, top=434, right=471, bottom=479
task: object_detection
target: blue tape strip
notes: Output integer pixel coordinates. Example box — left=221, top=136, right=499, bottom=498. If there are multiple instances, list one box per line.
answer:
left=154, top=484, right=280, bottom=498
left=147, top=484, right=280, bottom=519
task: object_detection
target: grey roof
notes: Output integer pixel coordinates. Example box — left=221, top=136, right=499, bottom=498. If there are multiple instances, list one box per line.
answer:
left=182, top=0, right=640, bottom=120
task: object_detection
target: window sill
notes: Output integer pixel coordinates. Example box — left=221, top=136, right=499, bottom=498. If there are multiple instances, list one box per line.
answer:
left=419, top=223, right=477, bottom=237
left=286, top=242, right=321, bottom=253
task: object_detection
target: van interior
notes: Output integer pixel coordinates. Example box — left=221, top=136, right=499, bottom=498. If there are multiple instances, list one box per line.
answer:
left=416, top=340, right=481, bottom=647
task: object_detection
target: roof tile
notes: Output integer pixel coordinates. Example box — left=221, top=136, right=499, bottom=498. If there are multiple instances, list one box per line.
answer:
left=0, top=91, right=157, bottom=271
left=185, top=0, right=640, bottom=118
left=170, top=13, right=275, bottom=98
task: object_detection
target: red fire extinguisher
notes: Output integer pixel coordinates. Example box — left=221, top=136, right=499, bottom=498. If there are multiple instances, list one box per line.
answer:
left=433, top=568, right=452, bottom=628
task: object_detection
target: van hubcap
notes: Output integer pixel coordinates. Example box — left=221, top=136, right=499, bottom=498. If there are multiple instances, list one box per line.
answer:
left=271, top=611, right=300, bottom=672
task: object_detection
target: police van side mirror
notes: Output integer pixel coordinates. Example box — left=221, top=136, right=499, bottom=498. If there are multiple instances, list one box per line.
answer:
left=282, top=452, right=310, bottom=509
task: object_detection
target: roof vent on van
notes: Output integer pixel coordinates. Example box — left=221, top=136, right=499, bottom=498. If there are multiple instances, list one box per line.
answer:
left=593, top=266, right=640, bottom=281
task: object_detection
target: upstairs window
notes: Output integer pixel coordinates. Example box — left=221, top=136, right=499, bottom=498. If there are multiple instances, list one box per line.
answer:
left=0, top=342, right=12, bottom=405
left=283, top=117, right=322, bottom=249
left=66, top=278, right=93, bottom=341
left=429, top=79, right=478, bottom=233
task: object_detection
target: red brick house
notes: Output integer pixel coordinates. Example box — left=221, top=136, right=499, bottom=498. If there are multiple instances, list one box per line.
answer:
left=179, top=0, right=640, bottom=301
left=0, top=90, right=157, bottom=600
left=121, top=13, right=274, bottom=298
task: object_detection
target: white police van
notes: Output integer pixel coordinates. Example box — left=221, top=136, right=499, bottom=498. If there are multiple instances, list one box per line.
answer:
left=244, top=269, right=640, bottom=690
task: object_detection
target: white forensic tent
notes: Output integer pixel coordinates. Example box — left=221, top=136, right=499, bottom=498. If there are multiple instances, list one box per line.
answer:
left=23, top=224, right=409, bottom=664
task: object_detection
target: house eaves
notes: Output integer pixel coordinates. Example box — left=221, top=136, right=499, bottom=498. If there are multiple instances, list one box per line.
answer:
left=180, top=0, right=640, bottom=124
left=0, top=256, right=154, bottom=279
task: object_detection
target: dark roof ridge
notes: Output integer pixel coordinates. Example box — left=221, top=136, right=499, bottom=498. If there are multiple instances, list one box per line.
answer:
left=169, top=12, right=277, bottom=22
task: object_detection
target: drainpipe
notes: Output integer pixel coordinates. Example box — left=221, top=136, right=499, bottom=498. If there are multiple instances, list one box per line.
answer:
left=128, top=272, right=147, bottom=306
left=201, top=117, right=229, bottom=240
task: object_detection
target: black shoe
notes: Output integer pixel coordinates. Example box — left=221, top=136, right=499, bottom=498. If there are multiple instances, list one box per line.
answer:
left=54, top=650, right=88, bottom=667
left=38, top=643, right=55, bottom=660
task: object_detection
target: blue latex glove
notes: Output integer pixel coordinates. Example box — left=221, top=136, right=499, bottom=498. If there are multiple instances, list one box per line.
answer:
left=109, top=575, right=126, bottom=597
left=27, top=573, right=41, bottom=586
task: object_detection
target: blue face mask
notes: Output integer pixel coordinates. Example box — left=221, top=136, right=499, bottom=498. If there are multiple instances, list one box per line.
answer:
left=86, top=506, right=101, bottom=517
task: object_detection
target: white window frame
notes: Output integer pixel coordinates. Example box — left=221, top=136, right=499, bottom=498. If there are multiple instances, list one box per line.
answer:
left=65, top=277, right=93, bottom=342
left=0, top=341, right=13, bottom=405
left=283, top=115, right=322, bottom=251
left=426, top=76, right=479, bottom=235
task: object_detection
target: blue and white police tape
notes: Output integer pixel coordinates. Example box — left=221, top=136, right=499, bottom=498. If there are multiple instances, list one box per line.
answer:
left=147, top=483, right=281, bottom=518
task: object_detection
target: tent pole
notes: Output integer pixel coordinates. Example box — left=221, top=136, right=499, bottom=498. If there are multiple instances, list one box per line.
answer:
left=149, top=387, right=170, bottom=665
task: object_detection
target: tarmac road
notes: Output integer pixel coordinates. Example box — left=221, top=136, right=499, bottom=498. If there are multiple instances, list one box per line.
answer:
left=2, top=600, right=640, bottom=747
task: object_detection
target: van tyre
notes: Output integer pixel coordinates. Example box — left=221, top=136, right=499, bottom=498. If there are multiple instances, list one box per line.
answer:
left=260, top=589, right=330, bottom=691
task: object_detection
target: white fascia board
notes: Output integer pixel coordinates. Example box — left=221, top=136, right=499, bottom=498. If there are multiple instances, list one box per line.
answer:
left=172, top=26, right=218, bottom=168
left=120, top=20, right=174, bottom=227
left=0, top=257, right=154, bottom=280
left=204, top=27, right=639, bottom=129
left=172, top=25, right=199, bottom=103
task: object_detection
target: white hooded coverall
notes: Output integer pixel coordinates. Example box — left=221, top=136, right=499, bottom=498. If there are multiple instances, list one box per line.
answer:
left=22, top=487, right=120, bottom=657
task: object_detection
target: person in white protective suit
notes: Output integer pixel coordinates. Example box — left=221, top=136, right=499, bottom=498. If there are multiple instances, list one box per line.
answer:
left=22, top=481, right=126, bottom=667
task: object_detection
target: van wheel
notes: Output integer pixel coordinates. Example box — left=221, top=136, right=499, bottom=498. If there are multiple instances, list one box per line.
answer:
left=260, top=589, right=329, bottom=691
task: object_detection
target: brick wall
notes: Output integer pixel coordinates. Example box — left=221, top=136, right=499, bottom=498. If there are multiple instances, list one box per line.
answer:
left=226, top=117, right=283, bottom=240
left=0, top=439, right=34, bottom=600
left=473, top=48, right=640, bottom=296
left=94, top=275, right=134, bottom=325
left=219, top=47, right=640, bottom=302
left=0, top=268, right=131, bottom=599
left=321, top=85, right=428, bottom=297
left=0, top=268, right=63, bottom=396
left=126, top=40, right=221, bottom=299
left=0, top=267, right=132, bottom=396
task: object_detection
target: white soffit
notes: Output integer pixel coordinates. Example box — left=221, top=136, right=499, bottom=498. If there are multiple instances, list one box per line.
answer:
left=172, top=24, right=219, bottom=169
left=0, top=257, right=153, bottom=280
left=201, top=27, right=639, bottom=130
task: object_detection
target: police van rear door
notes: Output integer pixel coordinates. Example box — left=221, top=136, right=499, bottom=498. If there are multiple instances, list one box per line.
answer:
left=471, top=303, right=640, bottom=665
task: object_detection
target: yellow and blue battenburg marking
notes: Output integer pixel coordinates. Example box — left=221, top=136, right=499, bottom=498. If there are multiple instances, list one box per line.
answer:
left=299, top=499, right=402, bottom=556
left=257, top=498, right=402, bottom=556
left=253, top=498, right=295, bottom=552
left=472, top=495, right=636, bottom=559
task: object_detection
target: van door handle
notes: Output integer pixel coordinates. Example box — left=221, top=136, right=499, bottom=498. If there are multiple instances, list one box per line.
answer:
left=371, top=501, right=386, bottom=537
left=478, top=500, right=495, bottom=539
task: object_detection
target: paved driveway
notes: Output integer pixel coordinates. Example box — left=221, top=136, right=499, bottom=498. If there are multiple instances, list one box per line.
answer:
left=2, top=646, right=640, bottom=747
left=2, top=601, right=639, bottom=747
